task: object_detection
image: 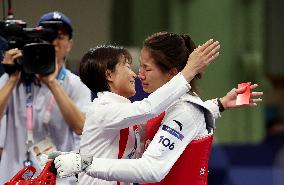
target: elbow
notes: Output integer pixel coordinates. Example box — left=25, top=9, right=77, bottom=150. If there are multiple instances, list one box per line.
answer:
left=74, top=128, right=82, bottom=135
left=73, top=121, right=84, bottom=135
left=73, top=114, right=86, bottom=135
left=145, top=166, right=168, bottom=182
left=153, top=171, right=167, bottom=182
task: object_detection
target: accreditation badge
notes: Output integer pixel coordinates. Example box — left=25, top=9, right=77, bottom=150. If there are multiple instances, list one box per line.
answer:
left=29, top=137, right=57, bottom=169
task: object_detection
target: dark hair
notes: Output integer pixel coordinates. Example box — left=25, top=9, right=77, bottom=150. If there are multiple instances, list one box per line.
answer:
left=79, top=45, right=132, bottom=93
left=143, top=31, right=201, bottom=93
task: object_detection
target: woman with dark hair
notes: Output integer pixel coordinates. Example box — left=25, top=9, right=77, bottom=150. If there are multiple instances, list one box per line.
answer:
left=52, top=32, right=262, bottom=185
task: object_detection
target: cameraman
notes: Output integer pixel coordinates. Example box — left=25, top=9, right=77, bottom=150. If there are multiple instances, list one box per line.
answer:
left=0, top=11, right=91, bottom=184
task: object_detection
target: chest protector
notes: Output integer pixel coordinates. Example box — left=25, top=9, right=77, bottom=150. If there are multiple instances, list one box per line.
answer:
left=142, top=112, right=214, bottom=185
left=117, top=125, right=139, bottom=185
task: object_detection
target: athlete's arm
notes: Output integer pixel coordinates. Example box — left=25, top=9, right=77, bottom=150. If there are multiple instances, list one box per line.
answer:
left=91, top=73, right=191, bottom=130
left=86, top=103, right=205, bottom=183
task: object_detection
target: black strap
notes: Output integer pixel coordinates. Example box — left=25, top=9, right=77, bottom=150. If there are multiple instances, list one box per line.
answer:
left=217, top=98, right=225, bottom=112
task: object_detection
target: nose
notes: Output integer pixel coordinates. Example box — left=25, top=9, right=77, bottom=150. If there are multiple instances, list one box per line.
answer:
left=132, top=71, right=137, bottom=78
left=52, top=38, right=59, bottom=47
left=138, top=68, right=145, bottom=80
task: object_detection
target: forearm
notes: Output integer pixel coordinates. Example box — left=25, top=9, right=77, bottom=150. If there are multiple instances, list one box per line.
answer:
left=100, top=73, right=190, bottom=129
left=87, top=157, right=169, bottom=183
left=139, top=73, right=190, bottom=115
left=86, top=108, right=199, bottom=183
left=47, top=80, right=85, bottom=135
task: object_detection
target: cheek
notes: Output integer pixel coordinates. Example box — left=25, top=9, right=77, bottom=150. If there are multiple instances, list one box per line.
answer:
left=144, top=72, right=151, bottom=80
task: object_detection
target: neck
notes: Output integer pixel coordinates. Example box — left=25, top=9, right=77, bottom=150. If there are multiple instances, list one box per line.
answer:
left=57, top=60, right=64, bottom=70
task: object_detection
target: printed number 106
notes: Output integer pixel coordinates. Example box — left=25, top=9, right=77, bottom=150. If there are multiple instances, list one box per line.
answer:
left=159, top=136, right=175, bottom=150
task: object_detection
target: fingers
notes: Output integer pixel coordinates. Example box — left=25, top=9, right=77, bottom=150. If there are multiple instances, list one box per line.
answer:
left=196, top=40, right=220, bottom=65
left=57, top=166, right=70, bottom=178
left=250, top=84, right=263, bottom=100
left=197, top=39, right=214, bottom=52
left=250, top=83, right=258, bottom=90
left=250, top=98, right=262, bottom=103
left=203, top=41, right=220, bottom=57
left=54, top=156, right=69, bottom=178
left=3, top=48, right=22, bottom=63
left=207, top=51, right=220, bottom=64
left=6, top=48, right=20, bottom=55
left=235, top=86, right=247, bottom=94
left=251, top=92, right=263, bottom=97
left=247, top=103, right=257, bottom=106
left=54, top=156, right=62, bottom=169
left=12, top=53, right=22, bottom=61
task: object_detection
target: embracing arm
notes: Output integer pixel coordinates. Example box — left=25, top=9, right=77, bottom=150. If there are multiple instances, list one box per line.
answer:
left=84, top=104, right=203, bottom=183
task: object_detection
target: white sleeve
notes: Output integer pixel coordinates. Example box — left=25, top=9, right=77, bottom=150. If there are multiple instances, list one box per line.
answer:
left=0, top=115, right=7, bottom=148
left=0, top=74, right=9, bottom=89
left=67, top=73, right=92, bottom=112
left=204, top=99, right=221, bottom=119
left=92, top=73, right=191, bottom=130
left=86, top=103, right=205, bottom=183
left=0, top=74, right=10, bottom=116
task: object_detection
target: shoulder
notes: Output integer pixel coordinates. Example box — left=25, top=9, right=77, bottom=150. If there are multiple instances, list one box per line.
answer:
left=0, top=73, right=9, bottom=86
left=64, top=70, right=90, bottom=91
left=166, top=96, right=204, bottom=116
left=65, top=70, right=83, bottom=86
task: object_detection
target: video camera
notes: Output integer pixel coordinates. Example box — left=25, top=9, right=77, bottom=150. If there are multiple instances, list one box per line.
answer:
left=0, top=18, right=61, bottom=76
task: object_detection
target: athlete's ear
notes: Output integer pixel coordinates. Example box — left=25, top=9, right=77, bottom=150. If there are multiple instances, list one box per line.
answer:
left=168, top=67, right=178, bottom=79
left=106, top=69, right=114, bottom=82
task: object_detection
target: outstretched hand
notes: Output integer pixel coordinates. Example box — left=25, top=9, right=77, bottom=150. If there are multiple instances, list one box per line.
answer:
left=181, top=39, right=220, bottom=82
left=220, top=84, right=263, bottom=110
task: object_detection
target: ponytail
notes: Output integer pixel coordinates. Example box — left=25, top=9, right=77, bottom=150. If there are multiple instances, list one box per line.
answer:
left=180, top=34, right=202, bottom=94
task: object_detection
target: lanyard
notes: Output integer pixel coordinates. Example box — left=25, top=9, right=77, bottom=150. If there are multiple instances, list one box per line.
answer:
left=25, top=66, right=67, bottom=143
left=25, top=81, right=34, bottom=145
left=43, top=66, right=67, bottom=124
left=24, top=67, right=67, bottom=167
left=56, top=66, right=67, bottom=83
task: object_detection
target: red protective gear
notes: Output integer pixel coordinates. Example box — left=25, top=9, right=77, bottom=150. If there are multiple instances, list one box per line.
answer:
left=5, top=160, right=56, bottom=185
left=142, top=112, right=214, bottom=185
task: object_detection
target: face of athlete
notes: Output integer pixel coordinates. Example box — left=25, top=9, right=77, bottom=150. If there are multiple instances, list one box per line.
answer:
left=138, top=48, right=172, bottom=93
left=107, top=55, right=137, bottom=98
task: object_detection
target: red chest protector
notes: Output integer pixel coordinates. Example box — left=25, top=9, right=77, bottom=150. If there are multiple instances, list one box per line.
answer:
left=117, top=125, right=139, bottom=185
left=142, top=112, right=213, bottom=185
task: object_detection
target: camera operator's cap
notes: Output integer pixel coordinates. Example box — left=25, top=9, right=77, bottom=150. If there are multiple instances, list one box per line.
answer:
left=37, top=11, right=73, bottom=38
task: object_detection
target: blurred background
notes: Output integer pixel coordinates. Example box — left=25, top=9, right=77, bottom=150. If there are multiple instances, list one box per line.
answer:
left=1, top=0, right=284, bottom=184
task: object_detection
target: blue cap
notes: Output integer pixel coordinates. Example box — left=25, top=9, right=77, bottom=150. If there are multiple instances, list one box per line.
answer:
left=38, top=11, right=73, bottom=38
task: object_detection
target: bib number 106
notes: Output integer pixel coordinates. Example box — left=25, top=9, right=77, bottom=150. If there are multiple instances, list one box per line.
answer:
left=159, top=136, right=175, bottom=150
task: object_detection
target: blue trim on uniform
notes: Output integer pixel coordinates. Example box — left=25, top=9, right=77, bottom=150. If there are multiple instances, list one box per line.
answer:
left=162, top=125, right=184, bottom=141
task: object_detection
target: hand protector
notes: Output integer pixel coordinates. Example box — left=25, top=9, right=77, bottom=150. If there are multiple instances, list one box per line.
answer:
left=53, top=153, right=93, bottom=178
left=54, top=153, right=81, bottom=178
